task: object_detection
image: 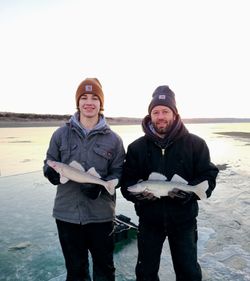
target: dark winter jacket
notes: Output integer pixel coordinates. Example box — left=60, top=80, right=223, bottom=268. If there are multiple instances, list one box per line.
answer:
left=121, top=115, right=219, bottom=226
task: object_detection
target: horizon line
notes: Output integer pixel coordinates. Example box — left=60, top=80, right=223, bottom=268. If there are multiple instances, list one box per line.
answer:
left=1, top=111, right=250, bottom=120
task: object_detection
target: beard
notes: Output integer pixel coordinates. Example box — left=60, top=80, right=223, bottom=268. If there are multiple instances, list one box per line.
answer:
left=152, top=120, right=174, bottom=136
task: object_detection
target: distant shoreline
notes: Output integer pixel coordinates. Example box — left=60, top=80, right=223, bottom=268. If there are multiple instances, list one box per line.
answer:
left=215, top=132, right=250, bottom=139
left=0, top=112, right=250, bottom=128
left=0, top=117, right=142, bottom=128
left=0, top=112, right=142, bottom=127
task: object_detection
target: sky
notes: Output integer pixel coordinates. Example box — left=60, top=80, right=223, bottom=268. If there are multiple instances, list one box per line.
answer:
left=0, top=0, right=249, bottom=119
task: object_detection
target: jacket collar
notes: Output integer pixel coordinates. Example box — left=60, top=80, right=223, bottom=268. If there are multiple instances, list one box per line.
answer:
left=69, top=112, right=109, bottom=136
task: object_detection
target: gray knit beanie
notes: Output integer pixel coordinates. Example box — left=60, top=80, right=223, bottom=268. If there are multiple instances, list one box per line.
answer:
left=148, top=85, right=178, bottom=115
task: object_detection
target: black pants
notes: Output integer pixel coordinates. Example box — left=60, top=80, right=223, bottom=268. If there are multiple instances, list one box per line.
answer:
left=56, top=219, right=115, bottom=281
left=135, top=219, right=202, bottom=281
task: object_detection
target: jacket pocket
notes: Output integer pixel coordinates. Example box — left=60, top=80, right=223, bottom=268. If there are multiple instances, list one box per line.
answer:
left=93, top=145, right=113, bottom=160
left=92, top=144, right=113, bottom=175
left=59, top=143, right=78, bottom=163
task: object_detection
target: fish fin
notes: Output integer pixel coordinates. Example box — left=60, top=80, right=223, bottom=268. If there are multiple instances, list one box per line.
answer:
left=148, top=172, right=167, bottom=181
left=60, top=176, right=69, bottom=184
left=87, top=167, right=101, bottom=178
left=69, top=161, right=85, bottom=171
left=171, top=174, right=188, bottom=184
left=105, top=179, right=118, bottom=195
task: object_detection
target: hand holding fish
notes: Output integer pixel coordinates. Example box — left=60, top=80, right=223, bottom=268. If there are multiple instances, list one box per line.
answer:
left=134, top=190, right=157, bottom=201
left=44, top=165, right=61, bottom=185
left=168, top=188, right=199, bottom=204
left=128, top=179, right=157, bottom=201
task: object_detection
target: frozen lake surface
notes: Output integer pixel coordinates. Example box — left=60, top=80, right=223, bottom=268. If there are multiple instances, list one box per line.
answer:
left=0, top=123, right=250, bottom=280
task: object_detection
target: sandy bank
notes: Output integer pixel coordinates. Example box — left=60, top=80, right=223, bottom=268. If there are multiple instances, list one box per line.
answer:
left=0, top=120, right=67, bottom=128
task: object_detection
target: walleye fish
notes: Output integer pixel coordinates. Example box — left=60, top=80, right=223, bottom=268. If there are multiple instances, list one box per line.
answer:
left=47, top=160, right=118, bottom=195
left=127, top=173, right=208, bottom=200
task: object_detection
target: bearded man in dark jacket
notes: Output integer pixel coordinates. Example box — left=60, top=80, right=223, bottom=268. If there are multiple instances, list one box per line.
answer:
left=121, top=85, right=219, bottom=281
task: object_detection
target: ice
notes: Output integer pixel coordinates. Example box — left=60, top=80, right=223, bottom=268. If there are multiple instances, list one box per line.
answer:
left=1, top=169, right=249, bottom=281
left=200, top=245, right=250, bottom=281
left=0, top=123, right=250, bottom=280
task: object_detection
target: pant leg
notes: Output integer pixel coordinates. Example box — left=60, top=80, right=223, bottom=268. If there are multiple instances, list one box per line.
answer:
left=136, top=222, right=166, bottom=281
left=168, top=219, right=202, bottom=281
left=87, top=221, right=115, bottom=281
left=56, top=219, right=91, bottom=281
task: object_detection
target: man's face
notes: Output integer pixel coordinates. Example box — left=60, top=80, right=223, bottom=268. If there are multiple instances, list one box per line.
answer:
left=150, top=105, right=176, bottom=137
left=78, top=93, right=100, bottom=118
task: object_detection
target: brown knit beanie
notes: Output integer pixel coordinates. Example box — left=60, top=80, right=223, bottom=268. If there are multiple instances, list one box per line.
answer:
left=148, top=85, right=178, bottom=115
left=75, top=78, right=104, bottom=111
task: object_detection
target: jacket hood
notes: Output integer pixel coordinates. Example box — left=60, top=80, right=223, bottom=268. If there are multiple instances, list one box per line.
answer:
left=142, top=114, right=188, bottom=148
left=69, top=112, right=109, bottom=136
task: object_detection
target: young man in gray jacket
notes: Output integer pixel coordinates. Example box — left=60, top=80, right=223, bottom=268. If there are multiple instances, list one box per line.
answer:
left=43, top=78, right=125, bottom=281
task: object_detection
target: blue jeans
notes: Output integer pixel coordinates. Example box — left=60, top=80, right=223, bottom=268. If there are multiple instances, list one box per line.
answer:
left=136, top=218, right=202, bottom=281
left=56, top=219, right=115, bottom=281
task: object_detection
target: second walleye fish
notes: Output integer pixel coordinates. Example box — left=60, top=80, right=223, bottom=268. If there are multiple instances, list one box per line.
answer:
left=127, top=173, right=208, bottom=200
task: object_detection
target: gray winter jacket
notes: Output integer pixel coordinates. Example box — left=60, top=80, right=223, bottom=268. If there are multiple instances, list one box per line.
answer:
left=44, top=113, right=125, bottom=225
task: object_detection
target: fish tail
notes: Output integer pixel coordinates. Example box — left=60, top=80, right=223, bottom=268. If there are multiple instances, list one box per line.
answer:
left=105, top=179, right=118, bottom=195
left=195, top=181, right=209, bottom=199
